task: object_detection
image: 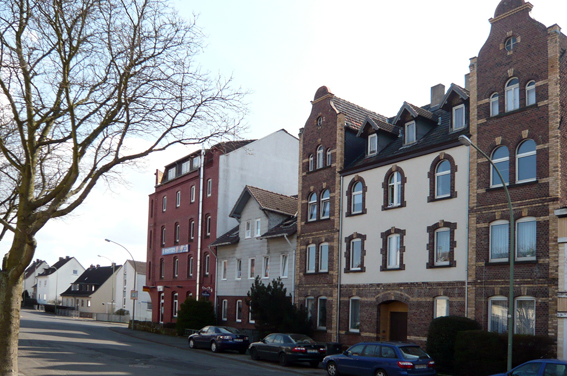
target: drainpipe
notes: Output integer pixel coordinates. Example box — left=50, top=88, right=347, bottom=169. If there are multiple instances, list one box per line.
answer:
left=464, top=145, right=470, bottom=316
left=336, top=175, right=344, bottom=343
left=283, top=233, right=296, bottom=304
left=196, top=147, right=205, bottom=300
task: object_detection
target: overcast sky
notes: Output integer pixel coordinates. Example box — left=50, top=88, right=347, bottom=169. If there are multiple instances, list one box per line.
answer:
left=3, top=0, right=566, bottom=272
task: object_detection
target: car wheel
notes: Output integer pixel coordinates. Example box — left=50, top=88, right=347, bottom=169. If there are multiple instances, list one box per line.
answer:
left=326, top=361, right=340, bottom=376
left=211, top=341, right=219, bottom=353
left=250, top=348, right=259, bottom=360
left=188, top=339, right=195, bottom=349
left=375, top=369, right=388, bottom=376
left=309, top=360, right=320, bottom=368
left=279, top=352, right=290, bottom=367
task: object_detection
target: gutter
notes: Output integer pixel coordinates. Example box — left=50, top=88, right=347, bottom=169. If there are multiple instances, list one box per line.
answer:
left=196, top=147, right=205, bottom=300
left=337, top=175, right=344, bottom=342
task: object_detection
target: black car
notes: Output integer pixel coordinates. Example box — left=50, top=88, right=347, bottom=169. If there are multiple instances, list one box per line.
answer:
left=249, top=333, right=326, bottom=367
left=188, top=326, right=249, bottom=353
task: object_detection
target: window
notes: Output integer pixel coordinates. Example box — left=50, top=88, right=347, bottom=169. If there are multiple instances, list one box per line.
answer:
left=318, top=297, right=327, bottom=329
left=317, top=116, right=323, bottom=126
left=221, top=300, right=228, bottom=321
left=263, top=256, right=269, bottom=278
left=434, top=296, right=449, bottom=318
left=505, top=36, right=517, bottom=51
left=161, top=226, right=166, bottom=245
left=345, top=233, right=366, bottom=272
left=245, top=220, right=251, bottom=238
left=490, top=93, right=499, bottom=116
left=236, top=259, right=242, bottom=279
left=517, top=217, right=536, bottom=260
left=452, top=104, right=465, bottom=130
left=387, top=234, right=400, bottom=269
left=350, top=239, right=362, bottom=271
left=181, top=161, right=190, bottom=174
left=488, top=296, right=508, bottom=333
left=190, top=185, right=195, bottom=203
left=308, top=154, right=314, bottom=171
left=255, top=219, right=261, bottom=237
left=352, top=182, right=363, bottom=214
left=87, top=300, right=91, bottom=307
left=306, top=244, right=316, bottom=273
left=236, top=300, right=243, bottom=322
left=516, top=139, right=536, bottom=183
left=388, top=171, right=402, bottom=207
left=205, top=215, right=211, bottom=237
left=490, top=220, right=509, bottom=262
left=160, top=259, right=165, bottom=279
left=281, top=254, right=288, bottom=278
left=526, top=81, right=536, bottom=106
left=505, top=78, right=520, bottom=112
left=349, top=297, right=360, bottom=332
left=189, top=220, right=195, bottom=240
left=319, top=243, right=329, bottom=272
left=248, top=258, right=255, bottom=279
left=405, top=121, right=416, bottom=144
left=206, top=179, right=212, bottom=197
left=306, top=297, right=315, bottom=324
left=308, top=193, right=317, bottom=221
left=368, top=134, right=378, bottom=155
left=175, top=223, right=180, bottom=243
left=248, top=303, right=255, bottom=323
left=173, top=257, right=179, bottom=278
left=167, top=167, right=175, bottom=180
left=326, top=148, right=332, bottom=166
left=188, top=256, right=193, bottom=277
left=491, top=146, right=509, bottom=187
left=316, top=145, right=324, bottom=169
left=222, top=260, right=227, bottom=280
left=176, top=191, right=181, bottom=207
left=435, top=160, right=451, bottom=198
left=435, top=228, right=450, bottom=266
left=192, top=156, right=200, bottom=169
left=173, top=293, right=178, bottom=318
left=204, top=254, right=210, bottom=275
left=515, top=297, right=535, bottom=335
left=162, top=196, right=167, bottom=212
left=320, top=190, right=330, bottom=219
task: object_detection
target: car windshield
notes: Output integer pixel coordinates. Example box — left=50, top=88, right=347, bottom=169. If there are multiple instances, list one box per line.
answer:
left=289, top=334, right=316, bottom=344
left=218, top=327, right=239, bottom=334
left=399, top=346, right=430, bottom=360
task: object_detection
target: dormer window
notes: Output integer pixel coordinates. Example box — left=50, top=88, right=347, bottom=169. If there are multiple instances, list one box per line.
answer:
left=452, top=104, right=465, bottom=130
left=405, top=121, right=416, bottom=145
left=368, top=134, right=378, bottom=156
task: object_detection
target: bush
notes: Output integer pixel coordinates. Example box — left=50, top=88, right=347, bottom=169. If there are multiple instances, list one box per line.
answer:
left=454, top=330, right=556, bottom=376
left=426, top=316, right=482, bottom=374
left=114, top=309, right=129, bottom=315
left=175, top=298, right=216, bottom=336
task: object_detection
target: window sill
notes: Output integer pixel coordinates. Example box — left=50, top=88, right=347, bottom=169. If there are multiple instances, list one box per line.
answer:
left=426, top=263, right=455, bottom=269
left=346, top=211, right=366, bottom=217
left=382, top=204, right=404, bottom=211
left=486, top=259, right=537, bottom=266
left=306, top=165, right=333, bottom=174
left=487, top=179, right=539, bottom=192
left=344, top=268, right=366, bottom=273
left=488, top=104, right=539, bottom=120
left=428, top=195, right=455, bottom=203
left=380, top=266, right=405, bottom=271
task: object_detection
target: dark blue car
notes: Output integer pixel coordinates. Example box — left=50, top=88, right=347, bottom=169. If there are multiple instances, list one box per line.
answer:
left=188, top=326, right=249, bottom=353
left=322, top=342, right=435, bottom=376
left=490, top=359, right=567, bottom=376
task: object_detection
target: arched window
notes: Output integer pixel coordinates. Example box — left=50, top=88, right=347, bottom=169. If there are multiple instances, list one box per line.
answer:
left=320, top=190, right=330, bottom=219
left=515, top=296, right=536, bottom=335
left=205, top=215, right=211, bottom=236
left=352, top=182, right=363, bottom=214
left=388, top=172, right=402, bottom=207
left=308, top=192, right=317, bottom=222
left=174, top=222, right=180, bottom=243
left=491, top=146, right=509, bottom=187
left=308, top=155, right=314, bottom=171
left=435, top=160, right=451, bottom=198
left=526, top=81, right=536, bottom=106
left=205, top=254, right=210, bottom=275
left=326, top=148, right=332, bottom=166
left=505, top=78, right=519, bottom=112
left=434, top=228, right=450, bottom=266
left=306, top=244, right=316, bottom=273
left=161, top=226, right=166, bottom=246
left=387, top=234, right=400, bottom=269
left=488, top=296, right=508, bottom=333
left=516, top=139, right=536, bottom=183
left=173, top=257, right=179, bottom=278
left=316, top=146, right=324, bottom=169
left=172, top=293, right=179, bottom=318
left=189, top=219, right=195, bottom=240
left=490, top=93, right=499, bottom=116
left=516, top=217, right=536, bottom=260
left=160, top=259, right=165, bottom=279
left=490, top=220, right=509, bottom=261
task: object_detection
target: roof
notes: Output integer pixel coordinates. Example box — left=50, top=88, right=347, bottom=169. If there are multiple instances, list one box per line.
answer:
left=210, top=225, right=240, bottom=247
left=37, top=256, right=73, bottom=277
left=125, top=260, right=147, bottom=275
left=332, top=96, right=389, bottom=131
left=209, top=140, right=255, bottom=154
left=60, top=265, right=119, bottom=297
left=24, top=259, right=47, bottom=279
left=439, top=84, right=470, bottom=109
left=260, top=216, right=297, bottom=239
left=357, top=116, right=399, bottom=137
left=230, top=186, right=298, bottom=219
left=393, top=102, right=439, bottom=125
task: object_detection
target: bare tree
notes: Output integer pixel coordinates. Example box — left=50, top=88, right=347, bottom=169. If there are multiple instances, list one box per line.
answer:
left=0, top=0, right=247, bottom=374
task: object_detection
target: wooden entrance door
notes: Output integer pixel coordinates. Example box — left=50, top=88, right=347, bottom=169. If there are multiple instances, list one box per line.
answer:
left=389, top=312, right=407, bottom=341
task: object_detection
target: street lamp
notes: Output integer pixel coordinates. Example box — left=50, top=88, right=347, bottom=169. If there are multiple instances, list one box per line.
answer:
left=105, top=238, right=137, bottom=330
left=98, top=255, right=115, bottom=315
left=459, top=135, right=515, bottom=371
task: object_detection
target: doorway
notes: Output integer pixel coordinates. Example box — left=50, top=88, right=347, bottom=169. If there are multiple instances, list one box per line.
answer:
left=378, top=300, right=408, bottom=341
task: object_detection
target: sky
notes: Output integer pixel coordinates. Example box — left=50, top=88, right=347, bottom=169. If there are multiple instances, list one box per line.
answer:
left=3, top=0, right=567, bottom=272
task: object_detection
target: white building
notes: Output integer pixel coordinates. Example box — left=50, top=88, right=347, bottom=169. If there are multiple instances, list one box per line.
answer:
left=23, top=259, right=49, bottom=299
left=36, top=256, right=85, bottom=305
left=114, top=260, right=151, bottom=322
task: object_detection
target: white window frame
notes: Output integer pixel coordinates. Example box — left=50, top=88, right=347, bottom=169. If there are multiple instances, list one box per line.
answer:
left=490, top=93, right=499, bottom=117
left=181, top=161, right=190, bottom=174
left=174, top=257, right=179, bottom=278
left=435, top=160, right=451, bottom=198
left=167, top=167, right=175, bottom=180
left=491, top=146, right=509, bottom=187
left=190, top=220, right=195, bottom=240
left=162, top=196, right=167, bottom=212
left=248, top=303, right=255, bottom=323
left=176, top=191, right=181, bottom=207
left=319, top=243, right=329, bottom=272
left=306, top=244, right=316, bottom=273
left=516, top=217, right=536, bottom=261
left=175, top=223, right=180, bottom=243
left=320, top=190, right=330, bottom=219
left=350, top=239, right=362, bottom=271
left=161, top=227, right=166, bottom=246
left=255, top=218, right=261, bottom=237
left=452, top=104, right=465, bottom=130
left=316, top=145, right=324, bottom=169
left=317, top=296, right=327, bottom=330
left=245, top=220, right=251, bottom=238
left=514, top=296, right=536, bottom=335
left=280, top=254, right=288, bottom=278
left=505, top=77, right=520, bottom=112
left=190, top=185, right=195, bottom=203
left=248, top=258, right=255, bottom=279
left=405, top=121, right=416, bottom=145
left=349, top=297, right=361, bottom=332
left=308, top=193, right=317, bottom=222
left=309, top=154, right=314, bottom=171
left=326, top=148, right=332, bottom=166
left=490, top=220, right=509, bottom=262
left=206, top=215, right=211, bottom=236
left=173, top=293, right=179, bottom=318
left=352, top=182, right=363, bottom=214
left=192, top=156, right=200, bottom=169
left=387, top=234, right=400, bottom=269
left=488, top=296, right=508, bottom=333
left=236, top=259, right=242, bottom=280
left=206, top=179, right=212, bottom=197
left=526, top=81, right=536, bottom=106
left=434, top=296, right=449, bottom=318
left=262, top=256, right=269, bottom=279
left=368, top=134, right=378, bottom=155
left=388, top=172, right=401, bottom=207
left=205, top=254, right=210, bottom=275
left=435, top=228, right=451, bottom=266
left=516, top=139, right=536, bottom=184
left=236, top=300, right=243, bottom=323
left=221, top=299, right=228, bottom=321
left=222, top=260, right=227, bottom=280
left=189, top=256, right=193, bottom=277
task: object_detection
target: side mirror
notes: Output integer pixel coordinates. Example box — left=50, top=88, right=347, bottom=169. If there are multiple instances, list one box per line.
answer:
left=261, top=339, right=266, bottom=343
left=343, top=351, right=349, bottom=356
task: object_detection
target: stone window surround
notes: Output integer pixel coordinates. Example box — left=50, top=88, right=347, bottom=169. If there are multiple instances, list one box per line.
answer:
left=346, top=176, right=367, bottom=217
left=380, top=227, right=406, bottom=271
left=382, top=165, right=407, bottom=211
left=344, top=232, right=367, bottom=273
left=427, top=153, right=458, bottom=202
left=303, top=240, right=332, bottom=275
left=426, top=220, right=457, bottom=269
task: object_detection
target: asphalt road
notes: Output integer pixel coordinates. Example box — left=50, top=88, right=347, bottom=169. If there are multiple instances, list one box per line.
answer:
left=18, top=310, right=325, bottom=376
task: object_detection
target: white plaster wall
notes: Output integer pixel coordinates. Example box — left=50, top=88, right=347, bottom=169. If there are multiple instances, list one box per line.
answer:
left=113, top=261, right=152, bottom=321
left=341, top=145, right=469, bottom=285
left=23, top=261, right=49, bottom=298
left=36, top=258, right=84, bottom=304
left=217, top=130, right=299, bottom=235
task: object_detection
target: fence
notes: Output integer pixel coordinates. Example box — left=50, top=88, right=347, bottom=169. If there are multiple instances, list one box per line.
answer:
left=95, top=313, right=130, bottom=323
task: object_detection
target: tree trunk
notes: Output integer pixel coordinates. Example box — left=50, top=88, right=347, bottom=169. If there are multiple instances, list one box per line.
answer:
left=0, top=272, right=23, bottom=376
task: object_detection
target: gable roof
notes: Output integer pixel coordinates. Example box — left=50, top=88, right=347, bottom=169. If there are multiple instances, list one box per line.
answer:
left=124, top=260, right=147, bottom=275
left=357, top=116, right=399, bottom=137
left=37, top=256, right=74, bottom=277
left=210, top=225, right=240, bottom=247
left=60, top=265, right=119, bottom=297
left=24, top=259, right=47, bottom=279
left=393, top=101, right=439, bottom=125
left=439, top=84, right=470, bottom=109
left=260, top=216, right=297, bottom=239
left=331, top=97, right=389, bottom=131
left=230, top=186, right=298, bottom=219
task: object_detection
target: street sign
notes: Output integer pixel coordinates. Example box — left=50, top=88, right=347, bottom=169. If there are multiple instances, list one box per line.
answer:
left=131, top=290, right=138, bottom=300
left=201, top=291, right=210, bottom=297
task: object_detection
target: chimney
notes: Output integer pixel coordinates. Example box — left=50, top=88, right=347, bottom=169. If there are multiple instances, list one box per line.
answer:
left=464, top=73, right=470, bottom=91
left=59, top=257, right=64, bottom=262
left=66, top=256, right=70, bottom=260
left=430, top=84, right=445, bottom=108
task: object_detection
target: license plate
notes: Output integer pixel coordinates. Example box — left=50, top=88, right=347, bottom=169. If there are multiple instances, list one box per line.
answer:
left=234, top=339, right=243, bottom=342
left=415, top=365, right=426, bottom=369
left=307, top=349, right=318, bottom=353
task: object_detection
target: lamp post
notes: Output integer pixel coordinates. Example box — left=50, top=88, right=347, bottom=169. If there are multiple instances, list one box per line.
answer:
left=98, top=255, right=115, bottom=315
left=105, top=239, right=137, bottom=330
left=459, top=135, right=515, bottom=371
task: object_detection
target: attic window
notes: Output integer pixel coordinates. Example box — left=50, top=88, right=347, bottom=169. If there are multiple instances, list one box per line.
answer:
left=368, top=134, right=378, bottom=156
left=505, top=36, right=517, bottom=52
left=405, top=121, right=416, bottom=145
left=452, top=104, right=465, bottom=130
left=317, top=116, right=323, bottom=126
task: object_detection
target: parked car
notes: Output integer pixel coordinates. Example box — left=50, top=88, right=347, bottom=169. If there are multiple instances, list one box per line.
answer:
left=248, top=333, right=326, bottom=367
left=322, top=341, right=436, bottom=376
left=188, top=326, right=249, bottom=354
left=490, top=359, right=567, bottom=376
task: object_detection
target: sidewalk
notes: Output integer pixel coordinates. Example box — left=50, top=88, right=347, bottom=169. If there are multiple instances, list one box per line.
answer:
left=110, top=326, right=189, bottom=350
